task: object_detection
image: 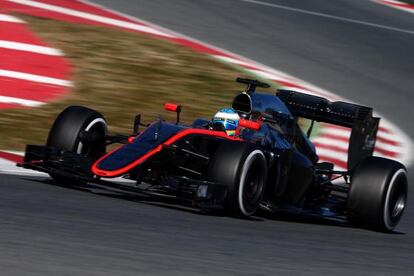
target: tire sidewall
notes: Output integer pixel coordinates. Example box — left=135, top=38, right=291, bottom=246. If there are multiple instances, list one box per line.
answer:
left=75, top=117, right=107, bottom=154
left=238, top=149, right=266, bottom=216
left=208, top=142, right=267, bottom=217
left=382, top=168, right=407, bottom=230
left=347, top=157, right=408, bottom=231
left=47, top=106, right=107, bottom=157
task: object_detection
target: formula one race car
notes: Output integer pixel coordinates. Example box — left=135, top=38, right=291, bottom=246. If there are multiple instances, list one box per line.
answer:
left=18, top=78, right=408, bottom=232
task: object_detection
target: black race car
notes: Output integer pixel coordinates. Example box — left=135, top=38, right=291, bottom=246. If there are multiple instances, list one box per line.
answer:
left=18, top=78, right=408, bottom=232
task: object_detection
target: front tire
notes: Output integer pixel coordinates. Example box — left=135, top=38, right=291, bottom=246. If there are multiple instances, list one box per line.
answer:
left=208, top=142, right=267, bottom=217
left=346, top=157, right=408, bottom=232
left=47, top=106, right=107, bottom=183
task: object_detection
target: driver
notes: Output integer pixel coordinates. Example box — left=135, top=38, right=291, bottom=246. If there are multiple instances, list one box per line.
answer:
left=211, top=108, right=240, bottom=136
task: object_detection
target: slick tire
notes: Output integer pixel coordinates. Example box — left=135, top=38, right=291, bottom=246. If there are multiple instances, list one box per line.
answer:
left=346, top=157, right=408, bottom=232
left=47, top=106, right=107, bottom=183
left=208, top=142, right=267, bottom=217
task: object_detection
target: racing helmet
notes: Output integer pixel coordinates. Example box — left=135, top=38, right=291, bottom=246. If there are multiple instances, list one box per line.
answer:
left=212, top=108, right=240, bottom=136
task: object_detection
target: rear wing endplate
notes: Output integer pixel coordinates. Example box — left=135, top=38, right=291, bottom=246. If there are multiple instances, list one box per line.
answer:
left=277, top=89, right=380, bottom=171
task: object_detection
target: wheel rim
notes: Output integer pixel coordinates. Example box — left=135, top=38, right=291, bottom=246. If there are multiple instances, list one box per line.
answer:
left=391, top=194, right=405, bottom=218
left=238, top=150, right=266, bottom=216
left=384, top=169, right=407, bottom=230
left=76, top=118, right=107, bottom=159
left=243, top=163, right=262, bottom=207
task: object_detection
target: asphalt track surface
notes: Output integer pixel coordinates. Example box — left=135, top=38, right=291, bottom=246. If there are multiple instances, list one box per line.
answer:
left=2, top=0, right=414, bottom=275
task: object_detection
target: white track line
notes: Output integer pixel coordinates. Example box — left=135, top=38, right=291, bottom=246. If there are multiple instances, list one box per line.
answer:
left=0, top=14, right=24, bottom=23
left=6, top=0, right=173, bottom=37
left=0, top=151, right=138, bottom=181
left=0, top=69, right=72, bottom=87
left=0, top=40, right=63, bottom=56
left=0, top=96, right=44, bottom=107
left=0, top=159, right=42, bottom=175
left=240, top=0, right=414, bottom=35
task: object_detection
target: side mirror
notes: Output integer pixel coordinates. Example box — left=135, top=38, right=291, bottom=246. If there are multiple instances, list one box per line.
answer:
left=239, top=119, right=261, bottom=131
left=164, top=103, right=182, bottom=124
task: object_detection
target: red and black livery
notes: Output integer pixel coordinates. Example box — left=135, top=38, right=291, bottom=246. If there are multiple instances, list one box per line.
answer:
left=18, top=78, right=408, bottom=231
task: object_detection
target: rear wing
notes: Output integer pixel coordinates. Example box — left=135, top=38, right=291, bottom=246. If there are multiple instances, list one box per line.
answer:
left=277, top=89, right=380, bottom=171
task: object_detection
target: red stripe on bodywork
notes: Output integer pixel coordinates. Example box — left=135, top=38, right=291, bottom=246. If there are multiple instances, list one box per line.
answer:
left=92, top=128, right=242, bottom=178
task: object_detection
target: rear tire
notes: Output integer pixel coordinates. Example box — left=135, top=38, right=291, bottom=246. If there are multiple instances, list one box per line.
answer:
left=208, top=142, right=267, bottom=217
left=346, top=157, right=408, bottom=232
left=47, top=106, right=107, bottom=183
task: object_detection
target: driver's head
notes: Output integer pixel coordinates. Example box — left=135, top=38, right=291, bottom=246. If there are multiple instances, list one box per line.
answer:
left=212, top=108, right=240, bottom=136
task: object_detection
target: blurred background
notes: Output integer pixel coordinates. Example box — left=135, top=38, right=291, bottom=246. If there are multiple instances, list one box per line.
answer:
left=1, top=0, right=414, bottom=275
